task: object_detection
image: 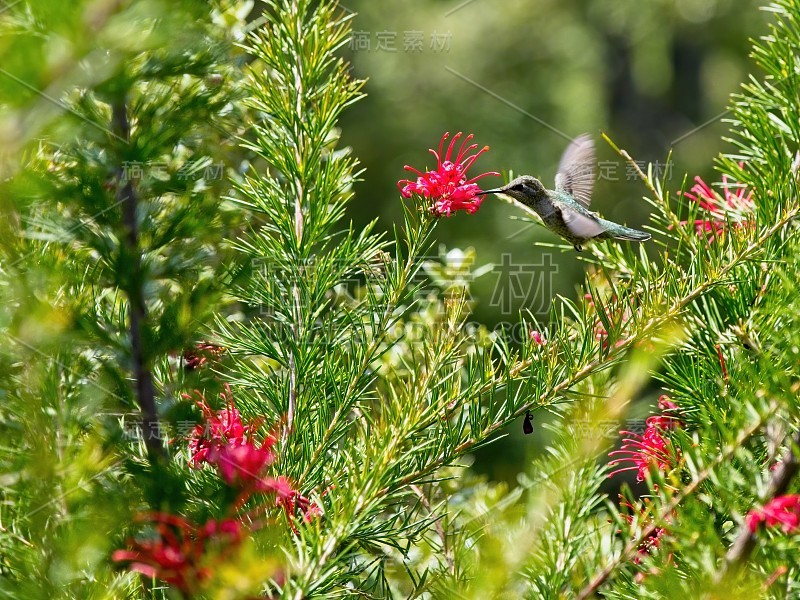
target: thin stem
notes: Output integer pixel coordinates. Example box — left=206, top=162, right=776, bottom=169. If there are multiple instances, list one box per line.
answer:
left=285, top=4, right=306, bottom=447
left=618, top=147, right=695, bottom=246
left=411, top=484, right=454, bottom=575
left=290, top=281, right=462, bottom=598
left=112, top=98, right=163, bottom=460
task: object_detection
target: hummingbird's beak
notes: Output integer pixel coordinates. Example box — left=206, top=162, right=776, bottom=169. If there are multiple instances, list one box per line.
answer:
left=478, top=186, right=505, bottom=195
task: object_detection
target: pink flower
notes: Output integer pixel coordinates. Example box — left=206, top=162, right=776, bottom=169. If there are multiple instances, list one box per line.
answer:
left=398, top=131, right=499, bottom=217
left=112, top=513, right=242, bottom=595
left=182, top=385, right=328, bottom=535
left=202, top=518, right=243, bottom=542
left=261, top=476, right=326, bottom=533
left=609, top=412, right=679, bottom=482
left=259, top=476, right=326, bottom=534
left=746, top=495, right=800, bottom=533
left=645, top=395, right=683, bottom=430
left=529, top=330, right=546, bottom=346
left=185, top=385, right=255, bottom=467
left=260, top=474, right=296, bottom=500
left=609, top=427, right=673, bottom=481
left=184, top=387, right=280, bottom=488
left=681, top=169, right=754, bottom=241
left=644, top=415, right=679, bottom=431
left=212, top=435, right=277, bottom=486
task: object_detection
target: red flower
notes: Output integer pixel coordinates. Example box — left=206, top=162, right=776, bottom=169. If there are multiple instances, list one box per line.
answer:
left=645, top=395, right=683, bottom=430
left=183, top=385, right=326, bottom=534
left=202, top=518, right=243, bottom=542
left=746, top=495, right=800, bottom=534
left=112, top=513, right=242, bottom=595
left=184, top=387, right=279, bottom=488
left=212, top=435, right=277, bottom=486
left=398, top=131, right=499, bottom=217
left=609, top=416, right=679, bottom=482
left=657, top=395, right=678, bottom=412
left=681, top=169, right=754, bottom=241
left=260, top=474, right=295, bottom=499
left=186, top=385, right=258, bottom=467
left=609, top=427, right=673, bottom=481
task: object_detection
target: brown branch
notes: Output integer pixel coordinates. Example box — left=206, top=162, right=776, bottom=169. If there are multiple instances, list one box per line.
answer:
left=112, top=98, right=162, bottom=460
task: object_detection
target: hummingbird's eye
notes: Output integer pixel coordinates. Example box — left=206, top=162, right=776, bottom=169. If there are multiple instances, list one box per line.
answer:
left=513, top=184, right=525, bottom=192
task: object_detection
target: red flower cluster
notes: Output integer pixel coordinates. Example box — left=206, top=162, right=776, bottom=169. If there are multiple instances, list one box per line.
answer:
left=681, top=169, right=754, bottom=241
left=186, top=384, right=262, bottom=468
left=116, top=386, right=326, bottom=594
left=214, top=439, right=277, bottom=487
left=262, top=475, right=326, bottom=533
left=645, top=395, right=684, bottom=431
left=112, top=513, right=242, bottom=595
left=609, top=398, right=682, bottom=482
left=746, top=495, right=800, bottom=534
left=398, top=131, right=499, bottom=217
left=186, top=386, right=321, bottom=523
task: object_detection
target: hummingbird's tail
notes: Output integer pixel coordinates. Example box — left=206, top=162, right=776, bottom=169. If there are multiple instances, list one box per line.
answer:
left=602, top=221, right=651, bottom=242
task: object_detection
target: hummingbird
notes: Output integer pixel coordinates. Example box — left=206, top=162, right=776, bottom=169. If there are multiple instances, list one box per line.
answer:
left=480, top=134, right=651, bottom=251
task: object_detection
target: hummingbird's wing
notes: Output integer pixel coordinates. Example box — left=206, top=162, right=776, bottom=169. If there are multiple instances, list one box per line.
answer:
left=552, top=197, right=608, bottom=239
left=554, top=134, right=595, bottom=208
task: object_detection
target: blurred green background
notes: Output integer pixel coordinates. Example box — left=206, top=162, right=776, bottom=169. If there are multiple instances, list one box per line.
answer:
left=338, top=0, right=766, bottom=482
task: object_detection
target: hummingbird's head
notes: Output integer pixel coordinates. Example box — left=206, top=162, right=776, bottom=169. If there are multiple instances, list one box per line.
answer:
left=479, top=175, right=546, bottom=203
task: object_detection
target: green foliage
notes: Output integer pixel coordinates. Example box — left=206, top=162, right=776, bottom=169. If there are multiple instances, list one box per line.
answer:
left=3, top=0, right=800, bottom=598
left=0, top=0, right=255, bottom=596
